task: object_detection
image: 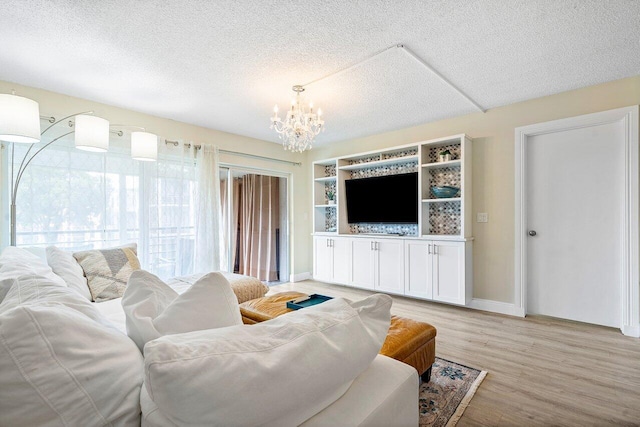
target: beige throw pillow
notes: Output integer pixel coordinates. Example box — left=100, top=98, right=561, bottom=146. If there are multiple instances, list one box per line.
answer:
left=74, top=244, right=140, bottom=302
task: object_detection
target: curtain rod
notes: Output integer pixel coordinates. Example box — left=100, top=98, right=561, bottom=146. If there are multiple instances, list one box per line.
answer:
left=164, top=140, right=302, bottom=166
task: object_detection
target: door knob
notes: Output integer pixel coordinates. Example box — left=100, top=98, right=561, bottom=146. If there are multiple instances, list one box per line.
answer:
left=528, top=230, right=537, bottom=236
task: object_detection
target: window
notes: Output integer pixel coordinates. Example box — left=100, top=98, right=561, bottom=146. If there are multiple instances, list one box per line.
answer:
left=5, top=136, right=198, bottom=279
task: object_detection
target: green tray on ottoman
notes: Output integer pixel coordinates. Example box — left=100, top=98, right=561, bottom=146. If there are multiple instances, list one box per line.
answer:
left=286, top=294, right=333, bottom=310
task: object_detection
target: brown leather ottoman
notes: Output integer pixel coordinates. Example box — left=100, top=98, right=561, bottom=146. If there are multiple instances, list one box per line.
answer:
left=239, top=291, right=437, bottom=382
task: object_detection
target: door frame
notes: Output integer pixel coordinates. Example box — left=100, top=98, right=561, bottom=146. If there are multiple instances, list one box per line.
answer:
left=514, top=106, right=639, bottom=336
left=219, top=163, right=292, bottom=283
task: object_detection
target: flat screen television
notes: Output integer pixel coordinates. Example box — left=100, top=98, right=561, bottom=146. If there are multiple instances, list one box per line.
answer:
left=345, top=172, right=418, bottom=224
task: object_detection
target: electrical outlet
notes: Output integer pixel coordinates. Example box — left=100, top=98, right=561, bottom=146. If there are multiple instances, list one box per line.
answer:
left=477, top=213, right=488, bottom=223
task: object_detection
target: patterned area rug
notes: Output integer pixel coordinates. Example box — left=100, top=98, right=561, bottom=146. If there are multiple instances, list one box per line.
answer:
left=419, top=358, right=487, bottom=427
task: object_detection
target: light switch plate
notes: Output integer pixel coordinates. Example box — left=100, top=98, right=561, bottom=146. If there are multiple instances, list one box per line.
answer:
left=477, top=212, right=488, bottom=223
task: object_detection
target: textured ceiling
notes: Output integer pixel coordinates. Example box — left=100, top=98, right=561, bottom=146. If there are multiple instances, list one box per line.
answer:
left=0, top=0, right=638, bottom=146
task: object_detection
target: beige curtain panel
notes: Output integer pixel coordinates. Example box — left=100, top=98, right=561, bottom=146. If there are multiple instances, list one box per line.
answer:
left=231, top=174, right=280, bottom=282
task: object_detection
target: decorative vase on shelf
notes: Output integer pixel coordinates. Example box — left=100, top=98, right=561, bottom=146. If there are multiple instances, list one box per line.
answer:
left=328, top=199, right=335, bottom=205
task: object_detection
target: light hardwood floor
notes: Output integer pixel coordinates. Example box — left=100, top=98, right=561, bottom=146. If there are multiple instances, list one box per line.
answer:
left=270, top=280, right=640, bottom=426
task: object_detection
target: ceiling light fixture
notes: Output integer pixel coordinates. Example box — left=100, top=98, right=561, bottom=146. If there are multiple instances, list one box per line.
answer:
left=270, top=85, right=324, bottom=152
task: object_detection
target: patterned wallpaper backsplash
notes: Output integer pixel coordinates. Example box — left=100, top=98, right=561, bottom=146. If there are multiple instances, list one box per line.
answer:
left=348, top=148, right=418, bottom=165
left=349, top=161, right=418, bottom=179
left=324, top=207, right=337, bottom=232
left=381, top=148, right=418, bottom=160
left=324, top=164, right=336, bottom=177
left=427, top=201, right=461, bottom=235
left=349, top=223, right=418, bottom=236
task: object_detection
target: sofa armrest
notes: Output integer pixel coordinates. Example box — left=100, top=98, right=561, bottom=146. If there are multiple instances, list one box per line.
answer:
left=301, top=355, right=419, bottom=427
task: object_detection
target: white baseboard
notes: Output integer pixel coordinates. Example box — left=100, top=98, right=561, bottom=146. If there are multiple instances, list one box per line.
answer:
left=621, top=324, right=640, bottom=337
left=468, top=298, right=525, bottom=317
left=289, top=272, right=311, bottom=283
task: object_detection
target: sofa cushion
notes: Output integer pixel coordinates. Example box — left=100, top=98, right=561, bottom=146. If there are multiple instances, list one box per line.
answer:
left=73, top=243, right=140, bottom=302
left=0, top=246, right=67, bottom=288
left=142, top=294, right=392, bottom=426
left=46, top=245, right=92, bottom=300
left=0, top=279, right=143, bottom=426
left=122, top=270, right=242, bottom=352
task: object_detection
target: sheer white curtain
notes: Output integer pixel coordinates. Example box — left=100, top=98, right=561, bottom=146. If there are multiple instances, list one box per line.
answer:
left=194, top=144, right=223, bottom=273
left=141, top=139, right=198, bottom=278
left=6, top=135, right=201, bottom=279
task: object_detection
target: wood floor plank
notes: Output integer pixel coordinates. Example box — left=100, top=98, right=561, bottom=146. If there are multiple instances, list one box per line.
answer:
left=270, top=280, right=640, bottom=426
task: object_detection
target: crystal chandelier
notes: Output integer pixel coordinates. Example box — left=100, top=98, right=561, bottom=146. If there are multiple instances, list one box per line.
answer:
left=270, top=85, right=324, bottom=152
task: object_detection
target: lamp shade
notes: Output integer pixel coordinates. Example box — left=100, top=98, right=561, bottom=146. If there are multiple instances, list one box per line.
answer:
left=0, top=94, right=41, bottom=143
left=75, top=115, right=109, bottom=152
left=131, top=131, right=158, bottom=161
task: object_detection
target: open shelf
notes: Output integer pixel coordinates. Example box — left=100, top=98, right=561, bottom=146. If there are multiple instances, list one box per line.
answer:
left=422, top=197, right=461, bottom=203
left=315, top=204, right=337, bottom=208
left=314, top=176, right=337, bottom=182
left=338, top=155, right=419, bottom=171
left=422, top=159, right=461, bottom=169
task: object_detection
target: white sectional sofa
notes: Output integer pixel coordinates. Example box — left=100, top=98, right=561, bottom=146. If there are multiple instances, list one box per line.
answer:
left=0, top=247, right=418, bottom=426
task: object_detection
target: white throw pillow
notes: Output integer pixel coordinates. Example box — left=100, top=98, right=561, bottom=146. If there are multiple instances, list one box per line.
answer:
left=122, top=270, right=242, bottom=352
left=0, top=280, right=143, bottom=426
left=142, top=294, right=392, bottom=426
left=0, top=246, right=67, bottom=288
left=46, top=245, right=92, bottom=300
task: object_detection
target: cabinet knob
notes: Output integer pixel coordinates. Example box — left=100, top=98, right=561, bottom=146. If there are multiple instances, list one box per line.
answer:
left=528, top=230, right=537, bottom=237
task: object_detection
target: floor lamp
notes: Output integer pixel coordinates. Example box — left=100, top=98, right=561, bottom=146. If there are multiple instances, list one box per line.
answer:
left=0, top=92, right=158, bottom=247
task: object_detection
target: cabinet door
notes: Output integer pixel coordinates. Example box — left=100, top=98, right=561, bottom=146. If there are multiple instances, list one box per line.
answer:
left=350, top=239, right=375, bottom=290
left=375, top=240, right=405, bottom=294
left=331, top=238, right=350, bottom=284
left=405, top=240, right=432, bottom=299
left=313, top=237, right=333, bottom=282
left=432, top=241, right=465, bottom=305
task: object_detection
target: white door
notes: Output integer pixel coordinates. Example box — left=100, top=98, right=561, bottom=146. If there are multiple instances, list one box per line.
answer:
left=350, top=239, right=375, bottom=290
left=375, top=240, right=405, bottom=294
left=332, top=238, right=350, bottom=284
left=526, top=121, right=624, bottom=327
left=432, top=241, right=465, bottom=304
left=313, top=237, right=333, bottom=282
left=405, top=240, right=432, bottom=299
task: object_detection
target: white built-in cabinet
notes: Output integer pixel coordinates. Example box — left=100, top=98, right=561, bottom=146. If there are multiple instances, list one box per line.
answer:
left=312, top=134, right=473, bottom=307
left=348, top=238, right=405, bottom=293
left=313, top=237, right=349, bottom=284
